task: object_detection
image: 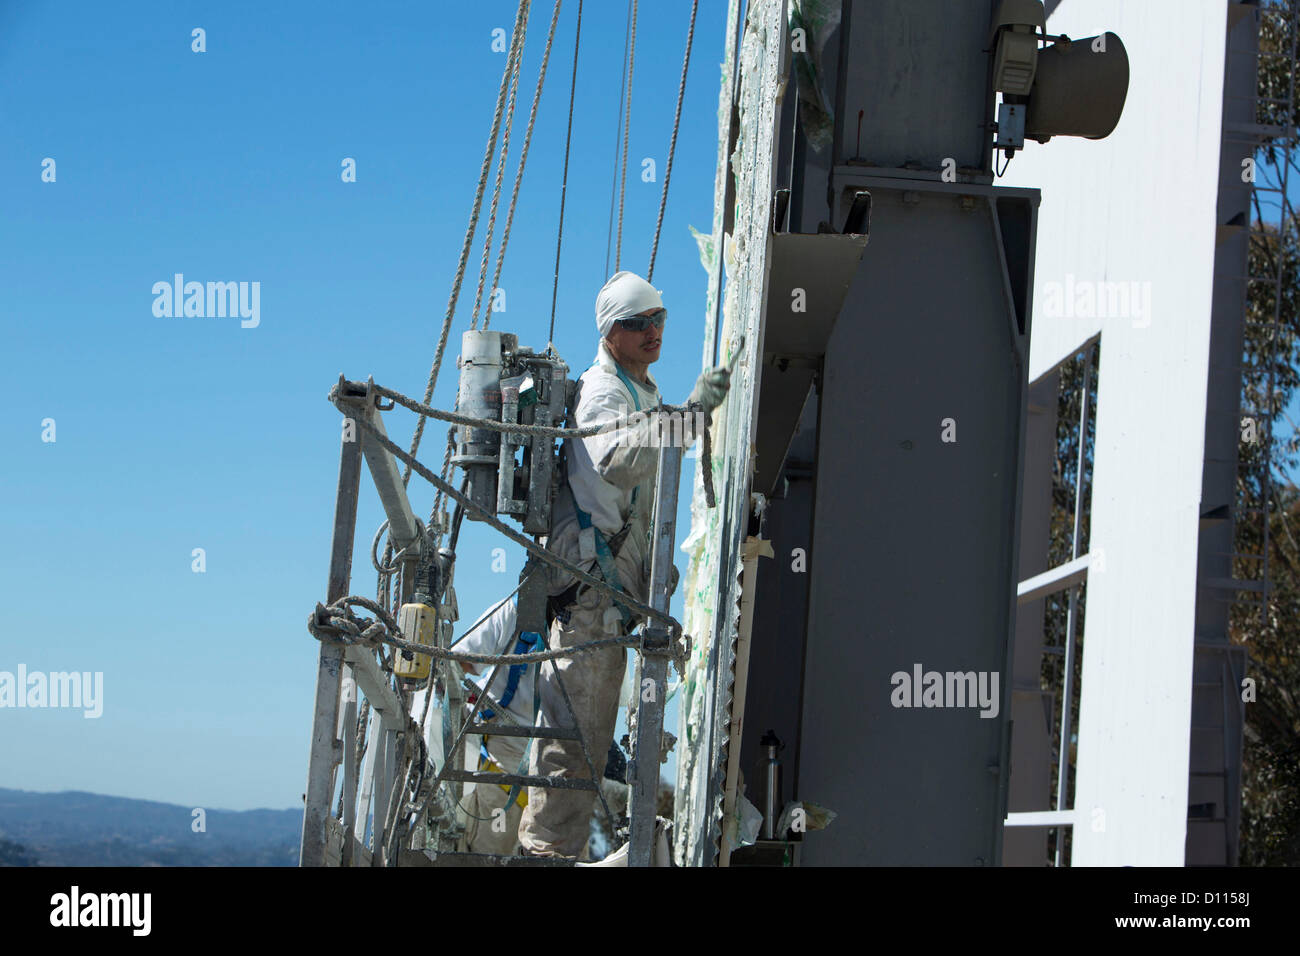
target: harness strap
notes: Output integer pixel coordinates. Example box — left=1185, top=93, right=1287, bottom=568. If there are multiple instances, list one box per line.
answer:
left=569, top=360, right=650, bottom=629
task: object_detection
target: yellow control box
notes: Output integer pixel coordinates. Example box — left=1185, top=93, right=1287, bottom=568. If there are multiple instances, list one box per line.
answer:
left=394, top=602, right=439, bottom=681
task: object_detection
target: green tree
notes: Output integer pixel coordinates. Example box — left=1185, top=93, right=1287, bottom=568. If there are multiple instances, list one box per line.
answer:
left=0, top=837, right=38, bottom=867
left=1236, top=0, right=1300, bottom=866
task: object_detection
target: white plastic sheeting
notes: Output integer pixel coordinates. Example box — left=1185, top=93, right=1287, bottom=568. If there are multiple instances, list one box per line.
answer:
left=673, top=0, right=786, bottom=867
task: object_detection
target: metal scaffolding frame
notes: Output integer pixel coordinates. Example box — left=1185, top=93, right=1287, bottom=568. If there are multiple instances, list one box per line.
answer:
left=299, top=377, right=680, bottom=867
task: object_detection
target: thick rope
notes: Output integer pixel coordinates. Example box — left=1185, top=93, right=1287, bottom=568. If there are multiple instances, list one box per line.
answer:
left=428, top=429, right=457, bottom=532
left=615, top=0, right=638, bottom=271
left=405, top=0, right=532, bottom=484
left=483, top=0, right=563, bottom=331
left=310, top=595, right=643, bottom=666
left=343, top=409, right=683, bottom=635
left=647, top=0, right=698, bottom=282
left=470, top=5, right=529, bottom=330
left=342, top=380, right=719, bottom=518
left=371, top=520, right=400, bottom=574
left=357, top=380, right=701, bottom=441
left=605, top=0, right=634, bottom=280
left=549, top=0, right=584, bottom=345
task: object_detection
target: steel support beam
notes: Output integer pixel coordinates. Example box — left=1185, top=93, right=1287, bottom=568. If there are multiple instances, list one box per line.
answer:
left=344, top=644, right=408, bottom=731
left=333, top=380, right=421, bottom=551
left=300, top=420, right=363, bottom=867
left=339, top=671, right=358, bottom=866
left=333, top=378, right=423, bottom=605
left=371, top=727, right=393, bottom=866
left=628, top=441, right=683, bottom=866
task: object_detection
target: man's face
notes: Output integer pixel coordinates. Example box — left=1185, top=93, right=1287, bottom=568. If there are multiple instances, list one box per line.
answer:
left=607, top=309, right=663, bottom=365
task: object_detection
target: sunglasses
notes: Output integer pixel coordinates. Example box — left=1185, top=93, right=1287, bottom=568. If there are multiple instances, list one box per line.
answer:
left=617, top=308, right=667, bottom=332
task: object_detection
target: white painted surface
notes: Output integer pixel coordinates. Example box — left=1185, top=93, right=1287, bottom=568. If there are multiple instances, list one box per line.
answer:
left=1003, top=0, right=1229, bottom=865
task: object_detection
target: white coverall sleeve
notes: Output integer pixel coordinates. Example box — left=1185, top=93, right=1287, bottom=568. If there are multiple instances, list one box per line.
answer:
left=458, top=600, right=515, bottom=656
left=574, top=382, right=666, bottom=490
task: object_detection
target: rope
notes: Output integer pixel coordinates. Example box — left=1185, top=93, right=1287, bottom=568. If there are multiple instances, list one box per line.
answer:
left=615, top=0, right=638, bottom=271
left=470, top=5, right=529, bottom=330
left=331, top=0, right=696, bottom=861
left=344, top=409, right=684, bottom=635
left=310, top=595, right=642, bottom=666
left=647, top=0, right=698, bottom=282
left=343, top=377, right=721, bottom=514
left=345, top=697, right=370, bottom=820
left=428, top=430, right=457, bottom=533
left=549, top=0, right=584, bottom=345
left=405, top=0, right=532, bottom=484
left=371, top=518, right=414, bottom=575
left=355, top=380, right=701, bottom=441
left=605, top=0, right=634, bottom=279
left=482, top=0, right=564, bottom=331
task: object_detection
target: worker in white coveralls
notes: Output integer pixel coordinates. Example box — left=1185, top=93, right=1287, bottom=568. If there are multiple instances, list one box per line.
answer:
left=517, top=271, right=732, bottom=858
left=456, top=594, right=541, bottom=855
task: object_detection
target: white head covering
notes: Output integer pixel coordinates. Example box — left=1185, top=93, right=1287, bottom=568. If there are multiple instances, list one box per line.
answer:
left=595, top=271, right=663, bottom=338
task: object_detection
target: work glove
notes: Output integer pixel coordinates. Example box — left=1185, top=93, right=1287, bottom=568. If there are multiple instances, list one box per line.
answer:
left=689, top=366, right=731, bottom=414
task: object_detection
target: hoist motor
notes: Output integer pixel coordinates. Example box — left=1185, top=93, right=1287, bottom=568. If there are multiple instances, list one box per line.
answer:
left=451, top=330, right=572, bottom=535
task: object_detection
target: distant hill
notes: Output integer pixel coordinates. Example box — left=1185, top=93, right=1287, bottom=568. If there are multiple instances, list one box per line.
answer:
left=0, top=788, right=300, bottom=866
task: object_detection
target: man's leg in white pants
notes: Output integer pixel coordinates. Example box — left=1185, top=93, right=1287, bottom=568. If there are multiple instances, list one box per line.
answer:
left=518, top=584, right=626, bottom=858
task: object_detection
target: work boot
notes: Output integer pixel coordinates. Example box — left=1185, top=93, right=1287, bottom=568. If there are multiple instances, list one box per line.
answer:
left=516, top=843, right=576, bottom=861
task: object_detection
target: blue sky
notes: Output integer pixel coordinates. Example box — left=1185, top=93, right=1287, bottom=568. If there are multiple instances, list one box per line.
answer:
left=0, top=0, right=728, bottom=811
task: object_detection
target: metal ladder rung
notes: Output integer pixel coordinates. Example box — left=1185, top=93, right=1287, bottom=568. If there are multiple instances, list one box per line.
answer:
left=442, top=769, right=599, bottom=791
left=467, top=722, right=582, bottom=740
